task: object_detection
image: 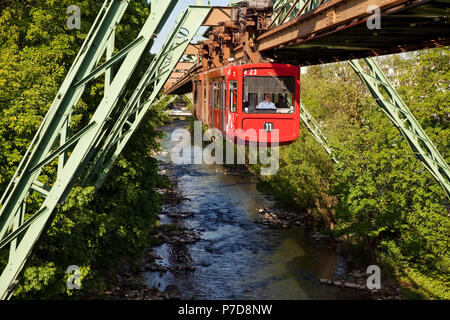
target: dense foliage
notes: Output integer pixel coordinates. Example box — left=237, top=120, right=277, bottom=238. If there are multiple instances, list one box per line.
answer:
left=256, top=49, right=449, bottom=299
left=0, top=0, right=169, bottom=298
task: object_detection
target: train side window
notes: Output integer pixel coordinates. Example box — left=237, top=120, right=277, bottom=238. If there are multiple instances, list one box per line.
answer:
left=193, top=82, right=198, bottom=103
left=222, top=80, right=226, bottom=109
left=204, top=84, right=207, bottom=105
left=214, top=80, right=220, bottom=109
left=209, top=81, right=214, bottom=109
left=229, top=81, right=237, bottom=113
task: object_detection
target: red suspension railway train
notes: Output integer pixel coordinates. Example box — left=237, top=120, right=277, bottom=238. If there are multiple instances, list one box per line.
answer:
left=191, top=63, right=300, bottom=145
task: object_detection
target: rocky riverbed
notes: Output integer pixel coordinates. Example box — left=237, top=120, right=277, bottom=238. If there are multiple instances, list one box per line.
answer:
left=97, top=119, right=402, bottom=300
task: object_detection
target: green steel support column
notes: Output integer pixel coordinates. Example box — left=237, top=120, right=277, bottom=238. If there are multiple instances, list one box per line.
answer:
left=271, top=0, right=295, bottom=27
left=85, top=6, right=211, bottom=189
left=185, top=93, right=194, bottom=103
left=0, top=0, right=179, bottom=299
left=105, top=28, right=116, bottom=95
left=300, top=102, right=337, bottom=163
left=0, top=0, right=129, bottom=299
left=57, top=112, right=71, bottom=177
left=349, top=58, right=450, bottom=198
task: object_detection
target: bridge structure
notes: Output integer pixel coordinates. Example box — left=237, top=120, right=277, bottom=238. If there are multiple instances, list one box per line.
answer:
left=0, top=0, right=448, bottom=299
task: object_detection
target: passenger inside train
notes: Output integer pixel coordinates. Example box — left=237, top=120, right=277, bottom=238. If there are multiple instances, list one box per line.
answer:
left=243, top=75, right=295, bottom=114
left=256, top=93, right=276, bottom=110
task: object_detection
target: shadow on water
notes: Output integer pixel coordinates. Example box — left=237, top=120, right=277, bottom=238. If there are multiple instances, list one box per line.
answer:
left=145, top=119, right=366, bottom=300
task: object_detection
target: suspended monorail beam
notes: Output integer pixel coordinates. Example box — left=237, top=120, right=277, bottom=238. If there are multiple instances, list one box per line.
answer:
left=165, top=0, right=449, bottom=95
left=255, top=0, right=450, bottom=66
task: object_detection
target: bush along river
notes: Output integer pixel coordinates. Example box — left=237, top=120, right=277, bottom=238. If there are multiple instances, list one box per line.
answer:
left=105, top=119, right=402, bottom=300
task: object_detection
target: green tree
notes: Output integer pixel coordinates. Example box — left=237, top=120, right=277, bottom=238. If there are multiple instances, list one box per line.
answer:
left=0, top=0, right=169, bottom=299
left=254, top=48, right=450, bottom=299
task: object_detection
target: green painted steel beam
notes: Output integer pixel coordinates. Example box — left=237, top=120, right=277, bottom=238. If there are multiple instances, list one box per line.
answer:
left=0, top=0, right=129, bottom=245
left=300, top=102, right=337, bottom=163
left=0, top=0, right=182, bottom=299
left=349, top=58, right=450, bottom=198
left=27, top=122, right=97, bottom=176
left=185, top=93, right=194, bottom=103
left=271, top=0, right=323, bottom=28
left=85, top=6, right=211, bottom=189
left=74, top=35, right=145, bottom=88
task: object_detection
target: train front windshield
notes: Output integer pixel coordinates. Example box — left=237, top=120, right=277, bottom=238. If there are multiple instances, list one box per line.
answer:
left=243, top=76, right=295, bottom=114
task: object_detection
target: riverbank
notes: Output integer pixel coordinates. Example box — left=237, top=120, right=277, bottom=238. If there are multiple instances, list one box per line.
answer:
left=92, top=118, right=405, bottom=300
left=223, top=165, right=403, bottom=300
left=99, top=120, right=366, bottom=300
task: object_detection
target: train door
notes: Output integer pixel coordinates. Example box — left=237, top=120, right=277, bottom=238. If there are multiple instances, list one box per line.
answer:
left=211, top=79, right=222, bottom=129
left=193, top=81, right=198, bottom=118
left=197, top=81, right=201, bottom=118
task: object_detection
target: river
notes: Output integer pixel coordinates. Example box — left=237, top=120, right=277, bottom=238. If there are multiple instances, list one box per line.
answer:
left=145, top=119, right=365, bottom=300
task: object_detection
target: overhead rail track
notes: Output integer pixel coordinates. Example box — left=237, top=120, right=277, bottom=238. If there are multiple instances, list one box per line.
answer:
left=165, top=0, right=449, bottom=95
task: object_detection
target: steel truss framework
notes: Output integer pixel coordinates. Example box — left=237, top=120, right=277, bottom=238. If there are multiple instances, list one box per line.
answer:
left=299, top=103, right=337, bottom=163
left=0, top=0, right=210, bottom=299
left=271, top=0, right=323, bottom=28
left=349, top=58, right=450, bottom=198
left=272, top=0, right=449, bottom=199
left=0, top=0, right=448, bottom=300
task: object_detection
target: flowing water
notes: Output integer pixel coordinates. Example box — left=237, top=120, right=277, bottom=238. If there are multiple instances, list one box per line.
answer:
left=144, top=119, right=365, bottom=300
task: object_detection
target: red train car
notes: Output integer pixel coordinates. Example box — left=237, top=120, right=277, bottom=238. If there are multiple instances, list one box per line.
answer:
left=192, top=63, right=300, bottom=145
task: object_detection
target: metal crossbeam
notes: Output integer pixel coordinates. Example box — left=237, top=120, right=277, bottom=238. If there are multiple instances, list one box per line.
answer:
left=83, top=6, right=210, bottom=189
left=185, top=93, right=194, bottom=103
left=0, top=0, right=207, bottom=299
left=271, top=0, right=324, bottom=28
left=349, top=58, right=450, bottom=198
left=300, top=102, right=337, bottom=163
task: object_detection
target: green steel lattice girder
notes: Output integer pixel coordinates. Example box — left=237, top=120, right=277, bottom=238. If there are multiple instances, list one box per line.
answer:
left=271, top=0, right=324, bottom=27
left=349, top=58, right=450, bottom=198
left=0, top=0, right=209, bottom=300
left=83, top=6, right=211, bottom=189
left=0, top=0, right=131, bottom=299
left=298, top=58, right=450, bottom=199
left=299, top=102, right=337, bottom=163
